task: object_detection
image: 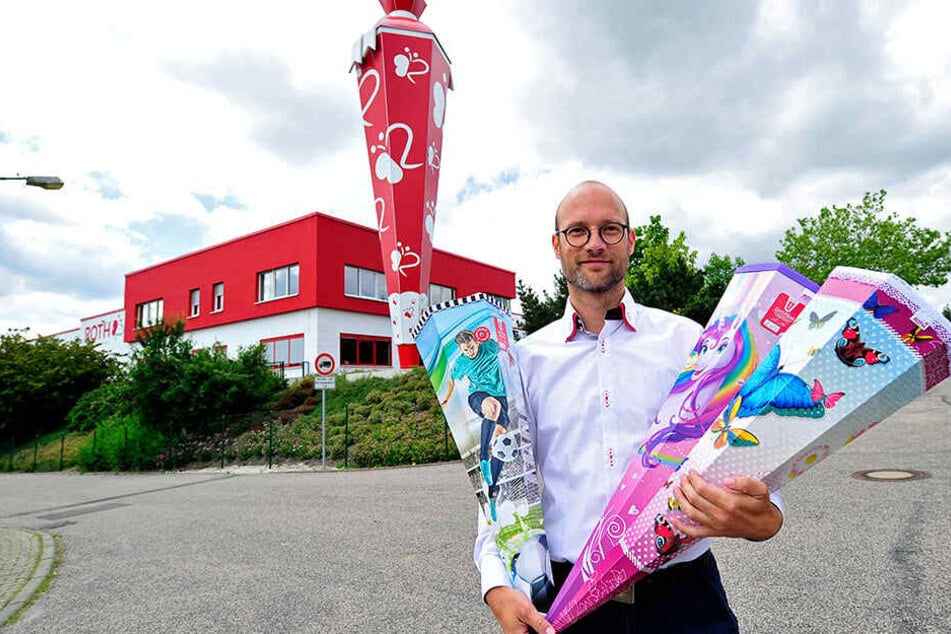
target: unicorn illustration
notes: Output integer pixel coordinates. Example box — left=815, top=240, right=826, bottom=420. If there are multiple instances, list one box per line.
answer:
left=639, top=315, right=756, bottom=468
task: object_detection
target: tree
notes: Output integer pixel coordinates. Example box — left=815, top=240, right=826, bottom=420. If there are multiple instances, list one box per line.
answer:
left=516, top=216, right=746, bottom=334
left=516, top=274, right=568, bottom=336
left=776, top=190, right=951, bottom=286
left=683, top=253, right=746, bottom=324
left=0, top=329, right=120, bottom=441
left=626, top=215, right=704, bottom=315
left=127, top=320, right=285, bottom=436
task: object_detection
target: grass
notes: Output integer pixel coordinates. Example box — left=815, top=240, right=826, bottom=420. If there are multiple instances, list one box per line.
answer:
left=0, top=367, right=458, bottom=473
left=1, top=431, right=90, bottom=472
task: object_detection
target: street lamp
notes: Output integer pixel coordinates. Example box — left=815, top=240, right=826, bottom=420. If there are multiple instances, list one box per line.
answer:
left=0, top=174, right=64, bottom=190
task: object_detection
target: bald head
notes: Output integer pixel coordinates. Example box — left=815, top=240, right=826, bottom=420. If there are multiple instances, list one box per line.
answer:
left=555, top=180, right=629, bottom=230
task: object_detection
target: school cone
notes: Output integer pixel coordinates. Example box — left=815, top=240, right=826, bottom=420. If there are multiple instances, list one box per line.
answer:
left=413, top=295, right=555, bottom=611
left=546, top=263, right=819, bottom=628
left=550, top=266, right=951, bottom=630
left=352, top=0, right=452, bottom=367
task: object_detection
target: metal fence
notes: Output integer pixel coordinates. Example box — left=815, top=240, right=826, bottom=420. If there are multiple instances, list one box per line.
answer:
left=2, top=402, right=456, bottom=473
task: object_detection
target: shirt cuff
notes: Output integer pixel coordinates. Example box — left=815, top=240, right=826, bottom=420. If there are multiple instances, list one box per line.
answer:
left=479, top=555, right=513, bottom=602
left=768, top=489, right=785, bottom=520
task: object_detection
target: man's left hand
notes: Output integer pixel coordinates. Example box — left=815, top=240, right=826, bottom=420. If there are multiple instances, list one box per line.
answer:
left=671, top=470, right=783, bottom=542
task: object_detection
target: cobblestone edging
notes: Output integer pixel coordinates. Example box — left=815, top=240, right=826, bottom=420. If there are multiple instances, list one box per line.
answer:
left=0, top=527, right=55, bottom=625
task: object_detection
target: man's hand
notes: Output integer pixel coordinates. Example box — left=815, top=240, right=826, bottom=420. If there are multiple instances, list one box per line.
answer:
left=671, top=470, right=783, bottom=542
left=485, top=587, right=555, bottom=634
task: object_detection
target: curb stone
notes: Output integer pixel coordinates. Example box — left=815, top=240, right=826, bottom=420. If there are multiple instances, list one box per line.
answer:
left=0, top=527, right=55, bottom=626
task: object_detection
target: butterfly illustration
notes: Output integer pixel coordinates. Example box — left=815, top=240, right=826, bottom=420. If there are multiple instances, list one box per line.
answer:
left=863, top=291, right=899, bottom=319
left=724, top=344, right=844, bottom=420
left=710, top=399, right=760, bottom=448
left=807, top=346, right=820, bottom=356
left=835, top=317, right=891, bottom=367
left=902, top=326, right=934, bottom=344
left=653, top=514, right=680, bottom=556
left=808, top=311, right=837, bottom=329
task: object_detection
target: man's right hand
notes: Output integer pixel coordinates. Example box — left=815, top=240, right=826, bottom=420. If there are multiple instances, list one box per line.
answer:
left=485, top=587, right=555, bottom=634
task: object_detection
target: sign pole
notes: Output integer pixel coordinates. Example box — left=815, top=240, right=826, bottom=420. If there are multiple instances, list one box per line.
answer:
left=321, top=389, right=327, bottom=469
left=314, top=352, right=337, bottom=470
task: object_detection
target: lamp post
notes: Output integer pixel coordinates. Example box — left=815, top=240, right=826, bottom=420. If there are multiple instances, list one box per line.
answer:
left=0, top=174, right=64, bottom=190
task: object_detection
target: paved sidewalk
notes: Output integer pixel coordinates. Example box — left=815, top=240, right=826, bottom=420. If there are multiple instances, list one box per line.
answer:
left=0, top=527, right=55, bottom=625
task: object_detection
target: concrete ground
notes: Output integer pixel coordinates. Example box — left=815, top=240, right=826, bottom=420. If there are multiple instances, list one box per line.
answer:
left=1, top=379, right=948, bottom=633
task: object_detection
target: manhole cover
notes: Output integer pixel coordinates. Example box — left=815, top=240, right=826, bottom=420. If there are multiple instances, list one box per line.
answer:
left=852, top=469, right=930, bottom=482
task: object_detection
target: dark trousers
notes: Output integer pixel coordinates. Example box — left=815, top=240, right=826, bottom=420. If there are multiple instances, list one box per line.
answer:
left=550, top=551, right=739, bottom=634
left=470, top=392, right=509, bottom=490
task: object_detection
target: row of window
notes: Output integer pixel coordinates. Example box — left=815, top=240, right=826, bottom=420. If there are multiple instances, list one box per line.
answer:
left=262, top=333, right=391, bottom=368
left=344, top=265, right=458, bottom=306
left=190, top=333, right=393, bottom=369
left=141, top=263, right=463, bottom=326
left=188, top=283, right=225, bottom=318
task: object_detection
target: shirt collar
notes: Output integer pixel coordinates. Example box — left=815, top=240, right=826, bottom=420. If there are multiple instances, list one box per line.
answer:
left=560, top=289, right=640, bottom=342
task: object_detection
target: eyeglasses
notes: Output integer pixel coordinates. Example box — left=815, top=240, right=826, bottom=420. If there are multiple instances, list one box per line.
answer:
left=554, top=222, right=629, bottom=247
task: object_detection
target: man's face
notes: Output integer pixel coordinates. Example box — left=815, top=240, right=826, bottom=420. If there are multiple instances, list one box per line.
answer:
left=460, top=339, right=479, bottom=359
left=552, top=184, right=635, bottom=295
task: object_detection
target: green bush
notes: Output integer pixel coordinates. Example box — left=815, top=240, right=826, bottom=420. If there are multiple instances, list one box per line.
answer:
left=0, top=329, right=120, bottom=442
left=128, top=320, right=285, bottom=436
left=67, top=380, right=132, bottom=431
left=76, top=415, right=165, bottom=472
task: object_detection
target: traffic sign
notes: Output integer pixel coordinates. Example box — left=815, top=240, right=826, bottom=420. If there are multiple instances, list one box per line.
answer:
left=314, top=376, right=336, bottom=390
left=315, top=352, right=336, bottom=376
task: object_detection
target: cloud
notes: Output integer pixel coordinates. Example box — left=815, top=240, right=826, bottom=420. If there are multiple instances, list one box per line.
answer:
left=128, top=214, right=208, bottom=262
left=89, top=171, right=124, bottom=200
left=0, top=221, right=135, bottom=300
left=454, top=167, right=522, bottom=204
left=0, top=194, right=56, bottom=223
left=166, top=51, right=357, bottom=165
left=192, top=192, right=247, bottom=213
left=510, top=1, right=950, bottom=196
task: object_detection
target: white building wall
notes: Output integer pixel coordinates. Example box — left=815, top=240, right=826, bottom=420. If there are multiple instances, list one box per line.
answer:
left=50, top=306, right=400, bottom=380
left=183, top=306, right=395, bottom=379
left=80, top=309, right=128, bottom=358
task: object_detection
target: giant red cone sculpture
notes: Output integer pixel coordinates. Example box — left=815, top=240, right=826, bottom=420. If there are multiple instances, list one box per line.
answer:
left=352, top=0, right=452, bottom=367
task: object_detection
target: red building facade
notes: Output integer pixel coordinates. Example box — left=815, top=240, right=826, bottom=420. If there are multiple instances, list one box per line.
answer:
left=124, top=212, right=514, bottom=372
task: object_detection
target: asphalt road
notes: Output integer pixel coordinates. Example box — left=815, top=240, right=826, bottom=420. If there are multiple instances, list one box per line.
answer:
left=1, top=380, right=949, bottom=633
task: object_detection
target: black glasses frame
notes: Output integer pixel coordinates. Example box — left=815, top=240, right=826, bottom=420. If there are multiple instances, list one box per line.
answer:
left=554, top=222, right=629, bottom=247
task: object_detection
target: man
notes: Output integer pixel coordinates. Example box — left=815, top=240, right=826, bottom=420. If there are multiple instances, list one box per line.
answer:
left=443, top=329, right=511, bottom=520
left=476, top=181, right=784, bottom=633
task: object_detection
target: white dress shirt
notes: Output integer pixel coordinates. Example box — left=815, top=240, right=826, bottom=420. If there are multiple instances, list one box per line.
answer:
left=475, top=290, right=784, bottom=598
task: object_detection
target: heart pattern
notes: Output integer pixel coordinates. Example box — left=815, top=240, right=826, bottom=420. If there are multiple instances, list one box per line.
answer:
left=433, top=80, right=446, bottom=129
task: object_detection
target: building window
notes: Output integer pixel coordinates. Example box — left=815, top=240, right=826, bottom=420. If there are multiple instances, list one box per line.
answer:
left=340, top=334, right=391, bottom=367
left=344, top=265, right=387, bottom=301
left=485, top=293, right=511, bottom=311
left=213, top=282, right=224, bottom=312
left=428, top=283, right=456, bottom=305
left=189, top=288, right=200, bottom=317
left=258, top=263, right=300, bottom=302
left=135, top=298, right=164, bottom=328
left=261, top=334, right=305, bottom=367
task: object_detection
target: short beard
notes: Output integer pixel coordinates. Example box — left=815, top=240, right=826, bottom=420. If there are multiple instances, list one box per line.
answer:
left=564, top=266, right=626, bottom=294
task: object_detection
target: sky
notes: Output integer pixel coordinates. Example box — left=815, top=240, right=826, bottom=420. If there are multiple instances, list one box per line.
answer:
left=1, top=0, right=949, bottom=336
